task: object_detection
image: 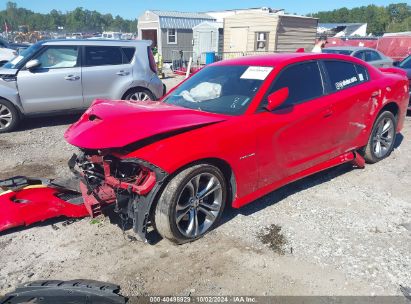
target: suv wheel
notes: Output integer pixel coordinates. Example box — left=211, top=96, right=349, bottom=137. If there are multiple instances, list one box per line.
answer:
left=124, top=88, right=156, bottom=101
left=0, top=99, right=20, bottom=133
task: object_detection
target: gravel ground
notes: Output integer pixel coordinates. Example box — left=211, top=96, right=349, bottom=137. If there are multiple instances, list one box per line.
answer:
left=0, top=75, right=410, bottom=297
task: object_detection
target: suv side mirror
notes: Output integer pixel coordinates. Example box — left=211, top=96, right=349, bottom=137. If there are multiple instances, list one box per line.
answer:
left=265, top=87, right=289, bottom=111
left=25, top=59, right=41, bottom=70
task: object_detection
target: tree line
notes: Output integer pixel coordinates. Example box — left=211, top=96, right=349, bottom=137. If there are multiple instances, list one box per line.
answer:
left=0, top=2, right=137, bottom=33
left=1, top=1, right=409, bottom=36
left=310, top=3, right=411, bottom=35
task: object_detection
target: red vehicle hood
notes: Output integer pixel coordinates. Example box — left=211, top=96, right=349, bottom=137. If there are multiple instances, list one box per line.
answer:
left=64, top=99, right=228, bottom=149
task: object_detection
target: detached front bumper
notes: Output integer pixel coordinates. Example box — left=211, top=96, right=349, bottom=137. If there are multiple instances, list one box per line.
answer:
left=0, top=154, right=168, bottom=242
left=0, top=176, right=88, bottom=233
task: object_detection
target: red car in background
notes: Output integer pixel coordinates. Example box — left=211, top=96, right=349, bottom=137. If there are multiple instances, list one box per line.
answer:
left=64, top=53, right=409, bottom=243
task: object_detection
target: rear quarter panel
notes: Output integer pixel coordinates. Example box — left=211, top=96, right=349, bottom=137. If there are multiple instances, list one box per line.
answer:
left=376, top=69, right=409, bottom=132
left=351, top=66, right=409, bottom=149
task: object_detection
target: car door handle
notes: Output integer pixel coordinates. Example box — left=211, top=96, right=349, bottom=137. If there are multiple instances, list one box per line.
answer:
left=323, top=109, right=334, bottom=118
left=64, top=75, right=80, bottom=81
left=116, top=70, right=130, bottom=76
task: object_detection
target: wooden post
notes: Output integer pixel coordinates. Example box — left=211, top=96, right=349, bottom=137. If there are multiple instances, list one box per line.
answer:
left=185, top=57, right=192, bottom=79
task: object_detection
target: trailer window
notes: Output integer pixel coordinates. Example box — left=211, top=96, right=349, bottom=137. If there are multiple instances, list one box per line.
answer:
left=167, top=29, right=177, bottom=44
left=255, top=32, right=269, bottom=51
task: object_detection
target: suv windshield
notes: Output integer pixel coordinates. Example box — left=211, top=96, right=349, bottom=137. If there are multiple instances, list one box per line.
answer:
left=163, top=65, right=270, bottom=115
left=322, top=49, right=353, bottom=56
left=2, top=43, right=42, bottom=69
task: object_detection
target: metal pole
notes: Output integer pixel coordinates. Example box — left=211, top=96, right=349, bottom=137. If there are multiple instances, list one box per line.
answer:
left=185, top=57, right=192, bottom=79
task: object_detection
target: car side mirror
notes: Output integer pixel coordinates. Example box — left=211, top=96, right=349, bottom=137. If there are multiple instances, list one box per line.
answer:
left=25, top=59, right=41, bottom=70
left=393, top=61, right=400, bottom=67
left=265, top=87, right=289, bottom=112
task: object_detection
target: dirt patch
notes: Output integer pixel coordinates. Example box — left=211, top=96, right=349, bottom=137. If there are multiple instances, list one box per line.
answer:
left=0, top=238, right=12, bottom=250
left=257, top=224, right=287, bottom=254
left=0, top=163, right=56, bottom=180
left=0, top=139, right=13, bottom=150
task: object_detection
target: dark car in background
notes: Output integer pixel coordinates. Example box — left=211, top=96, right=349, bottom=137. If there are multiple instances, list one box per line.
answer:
left=395, top=55, right=411, bottom=110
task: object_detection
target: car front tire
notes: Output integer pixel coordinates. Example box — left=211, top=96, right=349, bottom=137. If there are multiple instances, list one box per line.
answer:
left=363, top=111, right=397, bottom=163
left=0, top=99, right=20, bottom=133
left=155, top=164, right=227, bottom=244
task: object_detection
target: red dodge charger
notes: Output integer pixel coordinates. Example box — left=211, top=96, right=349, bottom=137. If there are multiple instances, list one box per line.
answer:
left=64, top=53, right=409, bottom=243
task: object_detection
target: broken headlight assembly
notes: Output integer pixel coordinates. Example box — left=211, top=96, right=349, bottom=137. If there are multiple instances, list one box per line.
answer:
left=69, top=152, right=166, bottom=218
left=72, top=153, right=157, bottom=194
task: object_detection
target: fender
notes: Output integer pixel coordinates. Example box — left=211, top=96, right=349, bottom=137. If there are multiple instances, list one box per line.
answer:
left=0, top=78, right=24, bottom=113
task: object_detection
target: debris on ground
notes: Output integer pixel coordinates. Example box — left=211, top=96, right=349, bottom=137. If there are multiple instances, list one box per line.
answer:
left=0, top=280, right=126, bottom=304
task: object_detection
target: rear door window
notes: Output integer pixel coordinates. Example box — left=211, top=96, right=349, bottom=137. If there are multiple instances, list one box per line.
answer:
left=121, top=47, right=135, bottom=63
left=354, top=64, right=370, bottom=82
left=354, top=51, right=365, bottom=61
left=84, top=46, right=123, bottom=66
left=365, top=51, right=381, bottom=62
left=261, top=61, right=324, bottom=109
left=323, top=61, right=368, bottom=92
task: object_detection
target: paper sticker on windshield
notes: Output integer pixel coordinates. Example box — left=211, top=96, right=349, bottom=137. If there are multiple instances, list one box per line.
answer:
left=358, top=73, right=364, bottom=81
left=241, top=66, right=273, bottom=80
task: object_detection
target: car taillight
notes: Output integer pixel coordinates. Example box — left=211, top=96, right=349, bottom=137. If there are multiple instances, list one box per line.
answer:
left=148, top=47, right=157, bottom=74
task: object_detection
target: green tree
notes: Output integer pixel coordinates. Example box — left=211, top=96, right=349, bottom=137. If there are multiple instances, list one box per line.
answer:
left=311, top=2, right=411, bottom=35
left=0, top=1, right=136, bottom=33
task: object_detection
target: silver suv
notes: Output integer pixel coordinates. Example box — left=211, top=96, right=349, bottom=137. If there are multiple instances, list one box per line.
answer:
left=0, top=39, right=165, bottom=133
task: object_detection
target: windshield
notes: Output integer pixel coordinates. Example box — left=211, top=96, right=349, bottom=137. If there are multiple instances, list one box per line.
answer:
left=399, top=56, right=411, bottom=69
left=322, top=49, right=353, bottom=56
left=2, top=43, right=42, bottom=69
left=163, top=65, right=271, bottom=115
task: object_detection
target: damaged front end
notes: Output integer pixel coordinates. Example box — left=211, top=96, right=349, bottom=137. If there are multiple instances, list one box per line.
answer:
left=68, top=151, right=168, bottom=242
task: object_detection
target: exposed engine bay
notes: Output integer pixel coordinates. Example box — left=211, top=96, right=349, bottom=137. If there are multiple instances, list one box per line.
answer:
left=68, top=151, right=168, bottom=241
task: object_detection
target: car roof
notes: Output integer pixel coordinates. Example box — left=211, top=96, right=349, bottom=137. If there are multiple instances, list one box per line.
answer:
left=211, top=52, right=365, bottom=67
left=324, top=46, right=376, bottom=52
left=39, top=39, right=151, bottom=47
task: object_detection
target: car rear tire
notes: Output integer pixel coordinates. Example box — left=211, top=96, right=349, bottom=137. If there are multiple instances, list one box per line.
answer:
left=0, top=99, right=20, bottom=133
left=124, top=88, right=157, bottom=101
left=154, top=164, right=227, bottom=244
left=363, top=111, right=397, bottom=163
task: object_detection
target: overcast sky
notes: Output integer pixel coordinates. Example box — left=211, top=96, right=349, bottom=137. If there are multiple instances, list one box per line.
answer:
left=6, top=0, right=395, bottom=19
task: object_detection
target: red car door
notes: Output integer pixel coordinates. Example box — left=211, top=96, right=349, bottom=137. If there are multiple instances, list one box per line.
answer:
left=254, top=61, right=341, bottom=189
left=321, top=60, right=378, bottom=151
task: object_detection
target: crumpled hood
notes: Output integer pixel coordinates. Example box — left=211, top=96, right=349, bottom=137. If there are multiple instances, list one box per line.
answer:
left=64, top=99, right=228, bottom=149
